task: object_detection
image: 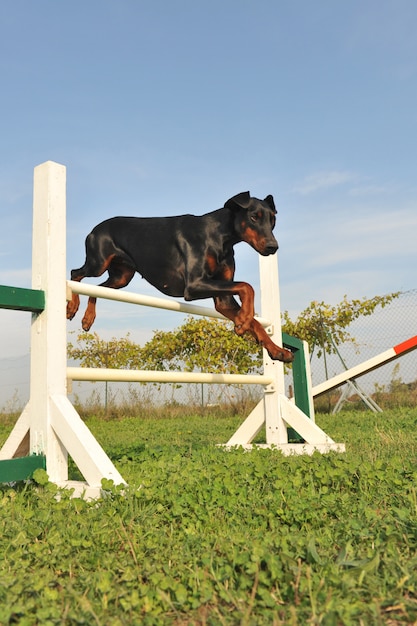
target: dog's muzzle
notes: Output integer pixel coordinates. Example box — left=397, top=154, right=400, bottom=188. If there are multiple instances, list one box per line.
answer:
left=263, top=242, right=278, bottom=255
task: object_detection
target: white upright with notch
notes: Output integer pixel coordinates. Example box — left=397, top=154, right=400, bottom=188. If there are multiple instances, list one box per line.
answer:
left=0, top=161, right=126, bottom=498
left=224, top=254, right=345, bottom=454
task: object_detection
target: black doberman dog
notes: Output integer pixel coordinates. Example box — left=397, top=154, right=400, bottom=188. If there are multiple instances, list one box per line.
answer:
left=67, top=191, right=294, bottom=363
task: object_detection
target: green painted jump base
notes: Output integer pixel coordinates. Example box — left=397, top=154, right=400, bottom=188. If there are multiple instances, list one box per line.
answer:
left=0, top=455, right=46, bottom=483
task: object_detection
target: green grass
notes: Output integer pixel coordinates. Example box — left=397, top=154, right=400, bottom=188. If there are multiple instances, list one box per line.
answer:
left=1, top=408, right=417, bottom=624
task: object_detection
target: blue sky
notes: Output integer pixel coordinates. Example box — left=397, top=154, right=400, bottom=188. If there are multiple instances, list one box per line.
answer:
left=1, top=0, right=417, bottom=371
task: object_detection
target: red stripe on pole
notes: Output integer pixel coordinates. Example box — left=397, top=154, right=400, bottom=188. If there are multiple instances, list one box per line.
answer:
left=394, top=335, right=417, bottom=355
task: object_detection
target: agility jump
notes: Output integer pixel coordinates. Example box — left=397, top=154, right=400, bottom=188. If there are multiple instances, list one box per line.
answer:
left=0, top=161, right=344, bottom=498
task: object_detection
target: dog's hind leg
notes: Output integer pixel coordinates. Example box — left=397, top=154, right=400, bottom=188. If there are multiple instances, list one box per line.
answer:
left=66, top=231, right=110, bottom=322
left=67, top=228, right=135, bottom=328
left=66, top=266, right=86, bottom=321
left=66, top=257, right=108, bottom=323
left=81, top=259, right=136, bottom=331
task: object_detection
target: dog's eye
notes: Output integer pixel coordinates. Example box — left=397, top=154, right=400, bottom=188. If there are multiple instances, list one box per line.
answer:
left=250, top=214, right=259, bottom=223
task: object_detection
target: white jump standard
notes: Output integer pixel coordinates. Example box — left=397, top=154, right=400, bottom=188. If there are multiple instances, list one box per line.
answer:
left=0, top=162, right=125, bottom=498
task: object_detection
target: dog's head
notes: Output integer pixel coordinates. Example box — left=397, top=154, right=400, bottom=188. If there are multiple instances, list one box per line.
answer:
left=225, top=191, right=278, bottom=255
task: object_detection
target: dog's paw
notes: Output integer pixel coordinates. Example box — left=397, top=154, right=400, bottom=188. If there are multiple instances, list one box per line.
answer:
left=268, top=346, right=294, bottom=363
left=66, top=299, right=79, bottom=320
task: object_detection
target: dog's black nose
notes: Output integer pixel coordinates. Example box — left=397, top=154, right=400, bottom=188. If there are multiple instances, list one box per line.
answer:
left=264, top=243, right=278, bottom=255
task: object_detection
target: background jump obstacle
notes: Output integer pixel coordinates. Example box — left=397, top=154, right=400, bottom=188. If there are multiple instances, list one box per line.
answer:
left=312, top=335, right=417, bottom=399
left=0, top=161, right=344, bottom=497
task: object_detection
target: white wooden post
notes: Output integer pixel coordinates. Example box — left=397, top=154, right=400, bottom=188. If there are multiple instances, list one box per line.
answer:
left=30, top=162, right=68, bottom=481
left=0, top=163, right=68, bottom=474
left=224, top=252, right=345, bottom=454
left=0, top=161, right=126, bottom=497
left=259, top=254, right=289, bottom=445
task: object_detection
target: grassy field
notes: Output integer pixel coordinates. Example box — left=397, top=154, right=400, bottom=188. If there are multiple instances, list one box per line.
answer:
left=1, top=407, right=417, bottom=625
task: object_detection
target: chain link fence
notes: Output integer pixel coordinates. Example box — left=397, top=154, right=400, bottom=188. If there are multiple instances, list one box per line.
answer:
left=1, top=290, right=416, bottom=414
left=306, top=289, right=417, bottom=412
left=68, top=289, right=417, bottom=414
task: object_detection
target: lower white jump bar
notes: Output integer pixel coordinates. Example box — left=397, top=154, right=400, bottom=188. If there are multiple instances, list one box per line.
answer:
left=67, top=367, right=274, bottom=386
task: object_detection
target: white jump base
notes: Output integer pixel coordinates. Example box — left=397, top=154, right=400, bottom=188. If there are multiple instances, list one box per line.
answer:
left=229, top=443, right=345, bottom=454
left=0, top=162, right=344, bottom=499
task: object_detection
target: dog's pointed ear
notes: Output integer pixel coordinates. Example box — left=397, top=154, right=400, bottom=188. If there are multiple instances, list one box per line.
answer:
left=224, top=191, right=251, bottom=210
left=263, top=195, right=277, bottom=214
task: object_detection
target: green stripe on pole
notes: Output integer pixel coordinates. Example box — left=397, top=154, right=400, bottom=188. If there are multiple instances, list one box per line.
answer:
left=0, top=285, right=45, bottom=312
left=0, top=455, right=46, bottom=483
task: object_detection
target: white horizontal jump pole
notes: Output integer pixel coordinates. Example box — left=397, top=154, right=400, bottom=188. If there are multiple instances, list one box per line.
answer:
left=312, top=335, right=417, bottom=398
left=67, top=280, right=271, bottom=329
left=67, top=367, right=274, bottom=386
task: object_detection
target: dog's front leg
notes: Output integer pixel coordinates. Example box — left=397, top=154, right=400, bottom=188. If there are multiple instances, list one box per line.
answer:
left=248, top=319, right=294, bottom=362
left=232, top=282, right=256, bottom=335
left=214, top=295, right=293, bottom=363
left=210, top=281, right=255, bottom=335
left=213, top=291, right=253, bottom=335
